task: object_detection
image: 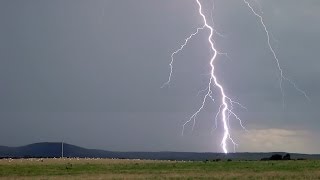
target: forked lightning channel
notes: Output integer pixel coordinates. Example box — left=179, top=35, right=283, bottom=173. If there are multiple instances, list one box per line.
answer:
left=163, top=0, right=309, bottom=154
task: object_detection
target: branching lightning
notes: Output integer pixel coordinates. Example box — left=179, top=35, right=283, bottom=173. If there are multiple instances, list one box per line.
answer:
left=162, top=25, right=205, bottom=88
left=163, top=0, right=247, bottom=154
left=163, top=0, right=308, bottom=154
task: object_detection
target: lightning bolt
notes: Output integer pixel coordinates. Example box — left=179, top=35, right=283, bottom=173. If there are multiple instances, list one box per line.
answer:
left=243, top=0, right=310, bottom=104
left=163, top=0, right=247, bottom=154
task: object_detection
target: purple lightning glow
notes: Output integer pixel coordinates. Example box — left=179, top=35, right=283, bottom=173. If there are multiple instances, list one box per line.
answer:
left=163, top=0, right=308, bottom=154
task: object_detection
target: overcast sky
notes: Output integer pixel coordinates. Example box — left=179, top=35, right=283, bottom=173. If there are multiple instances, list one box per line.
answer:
left=0, top=0, right=319, bottom=153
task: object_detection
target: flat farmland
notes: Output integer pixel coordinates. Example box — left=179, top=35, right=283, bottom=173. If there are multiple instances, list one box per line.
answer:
left=0, top=158, right=320, bottom=179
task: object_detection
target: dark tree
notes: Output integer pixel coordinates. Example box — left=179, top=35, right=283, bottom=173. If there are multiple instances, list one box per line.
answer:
left=283, top=153, right=291, bottom=160
left=269, top=154, right=283, bottom=160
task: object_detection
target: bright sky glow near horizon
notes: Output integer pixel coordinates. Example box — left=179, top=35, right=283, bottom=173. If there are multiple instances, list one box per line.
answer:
left=0, top=0, right=319, bottom=154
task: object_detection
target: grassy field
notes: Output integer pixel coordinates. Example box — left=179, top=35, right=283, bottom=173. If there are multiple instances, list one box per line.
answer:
left=0, top=158, right=320, bottom=179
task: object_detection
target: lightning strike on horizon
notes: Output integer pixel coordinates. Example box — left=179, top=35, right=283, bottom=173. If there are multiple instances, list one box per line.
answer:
left=163, top=0, right=308, bottom=154
left=164, top=0, right=247, bottom=154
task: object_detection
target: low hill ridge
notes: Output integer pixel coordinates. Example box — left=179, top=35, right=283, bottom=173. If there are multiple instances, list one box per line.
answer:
left=1, top=142, right=319, bottom=160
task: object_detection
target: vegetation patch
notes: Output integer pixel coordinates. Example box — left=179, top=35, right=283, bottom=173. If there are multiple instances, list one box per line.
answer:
left=0, top=158, right=320, bottom=179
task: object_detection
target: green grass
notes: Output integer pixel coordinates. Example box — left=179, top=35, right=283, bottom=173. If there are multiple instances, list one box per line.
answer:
left=1, top=159, right=320, bottom=179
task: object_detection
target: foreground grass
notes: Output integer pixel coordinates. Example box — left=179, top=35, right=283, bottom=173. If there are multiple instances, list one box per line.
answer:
left=0, top=158, right=320, bottom=179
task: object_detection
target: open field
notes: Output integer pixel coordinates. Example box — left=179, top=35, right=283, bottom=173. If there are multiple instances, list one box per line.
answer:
left=1, top=158, right=320, bottom=179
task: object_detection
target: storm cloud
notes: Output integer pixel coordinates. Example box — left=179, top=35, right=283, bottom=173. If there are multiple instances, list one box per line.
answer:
left=0, top=0, right=319, bottom=153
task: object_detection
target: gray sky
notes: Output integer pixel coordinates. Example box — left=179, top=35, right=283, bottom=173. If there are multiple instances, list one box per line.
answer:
left=0, top=0, right=319, bottom=153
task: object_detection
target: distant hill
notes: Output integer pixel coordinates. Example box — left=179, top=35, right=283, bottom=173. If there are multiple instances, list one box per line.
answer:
left=1, top=142, right=319, bottom=161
